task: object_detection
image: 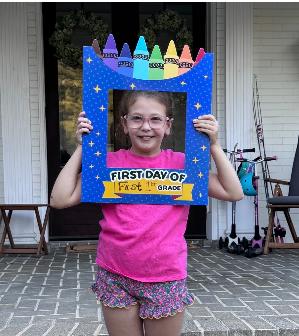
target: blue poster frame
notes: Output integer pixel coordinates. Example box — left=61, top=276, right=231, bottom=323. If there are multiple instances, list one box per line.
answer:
left=81, top=46, right=214, bottom=205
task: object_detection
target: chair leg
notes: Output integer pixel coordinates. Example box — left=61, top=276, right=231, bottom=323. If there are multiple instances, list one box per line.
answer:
left=35, top=206, right=50, bottom=256
left=264, top=209, right=275, bottom=255
left=0, top=210, right=14, bottom=248
left=283, top=209, right=299, bottom=243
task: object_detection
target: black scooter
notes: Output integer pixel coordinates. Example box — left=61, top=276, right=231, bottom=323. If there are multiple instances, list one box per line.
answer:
left=218, top=145, right=255, bottom=255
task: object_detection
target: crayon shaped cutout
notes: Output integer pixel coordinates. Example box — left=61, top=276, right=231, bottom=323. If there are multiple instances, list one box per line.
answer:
left=195, top=48, right=205, bottom=65
left=103, top=34, right=118, bottom=71
left=118, top=43, right=133, bottom=78
left=164, top=40, right=179, bottom=79
left=149, top=45, right=164, bottom=80
left=92, top=39, right=102, bottom=59
left=133, top=36, right=149, bottom=80
left=179, top=45, right=194, bottom=75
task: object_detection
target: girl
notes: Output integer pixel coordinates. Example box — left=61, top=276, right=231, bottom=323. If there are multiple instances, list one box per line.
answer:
left=50, top=91, right=243, bottom=336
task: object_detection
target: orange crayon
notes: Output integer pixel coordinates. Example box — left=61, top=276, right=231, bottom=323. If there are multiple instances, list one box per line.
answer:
left=179, top=45, right=194, bottom=75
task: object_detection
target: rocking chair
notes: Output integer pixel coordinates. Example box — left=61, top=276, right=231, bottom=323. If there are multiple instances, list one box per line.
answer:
left=264, top=136, right=299, bottom=254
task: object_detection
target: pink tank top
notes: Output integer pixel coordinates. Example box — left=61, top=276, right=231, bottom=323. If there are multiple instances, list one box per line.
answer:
left=96, top=149, right=190, bottom=282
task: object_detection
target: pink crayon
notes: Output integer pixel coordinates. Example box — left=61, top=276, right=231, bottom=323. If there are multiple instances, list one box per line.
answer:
left=179, top=45, right=194, bottom=75
left=102, top=34, right=118, bottom=71
left=194, top=48, right=205, bottom=66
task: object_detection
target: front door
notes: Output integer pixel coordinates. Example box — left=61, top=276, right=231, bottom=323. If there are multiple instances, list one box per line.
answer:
left=43, top=2, right=207, bottom=240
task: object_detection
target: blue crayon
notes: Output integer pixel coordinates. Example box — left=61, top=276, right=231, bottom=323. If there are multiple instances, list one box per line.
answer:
left=117, top=43, right=133, bottom=77
left=133, top=36, right=149, bottom=80
left=102, top=34, right=118, bottom=71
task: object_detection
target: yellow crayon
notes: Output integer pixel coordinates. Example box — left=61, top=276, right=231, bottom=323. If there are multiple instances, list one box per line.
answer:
left=164, top=40, right=179, bottom=79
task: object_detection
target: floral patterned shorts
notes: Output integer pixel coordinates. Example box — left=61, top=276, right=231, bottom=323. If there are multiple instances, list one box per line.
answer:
left=90, top=267, right=194, bottom=319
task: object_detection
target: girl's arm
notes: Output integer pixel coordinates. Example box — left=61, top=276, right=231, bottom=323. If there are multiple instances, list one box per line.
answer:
left=50, top=112, right=93, bottom=209
left=193, top=114, right=244, bottom=201
left=50, top=145, right=82, bottom=209
left=208, top=143, right=244, bottom=201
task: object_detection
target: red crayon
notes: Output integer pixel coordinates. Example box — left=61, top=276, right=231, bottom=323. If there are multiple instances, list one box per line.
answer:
left=194, top=48, right=205, bottom=65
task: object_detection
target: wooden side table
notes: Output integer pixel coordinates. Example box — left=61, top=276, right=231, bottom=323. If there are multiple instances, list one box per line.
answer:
left=0, top=204, right=50, bottom=256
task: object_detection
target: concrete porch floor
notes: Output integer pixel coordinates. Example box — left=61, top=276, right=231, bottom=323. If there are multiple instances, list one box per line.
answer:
left=1, top=243, right=299, bottom=336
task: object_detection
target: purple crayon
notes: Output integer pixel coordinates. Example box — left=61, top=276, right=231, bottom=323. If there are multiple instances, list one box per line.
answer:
left=102, top=34, right=118, bottom=71
left=117, top=43, right=133, bottom=77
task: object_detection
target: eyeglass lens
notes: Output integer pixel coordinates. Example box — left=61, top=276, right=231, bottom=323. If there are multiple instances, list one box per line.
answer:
left=126, top=115, right=167, bottom=129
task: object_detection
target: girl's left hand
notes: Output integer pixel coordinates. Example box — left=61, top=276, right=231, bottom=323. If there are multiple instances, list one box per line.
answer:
left=193, top=114, right=219, bottom=145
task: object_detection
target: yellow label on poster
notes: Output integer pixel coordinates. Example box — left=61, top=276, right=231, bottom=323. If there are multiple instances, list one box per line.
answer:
left=103, top=179, right=193, bottom=201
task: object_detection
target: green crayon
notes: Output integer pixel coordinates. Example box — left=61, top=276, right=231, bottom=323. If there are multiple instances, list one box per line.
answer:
left=149, top=45, right=164, bottom=80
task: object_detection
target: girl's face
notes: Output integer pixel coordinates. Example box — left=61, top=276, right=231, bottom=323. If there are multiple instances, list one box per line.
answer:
left=122, top=96, right=172, bottom=156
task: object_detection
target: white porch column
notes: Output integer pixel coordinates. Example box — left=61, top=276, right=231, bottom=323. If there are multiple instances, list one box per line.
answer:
left=206, top=2, right=219, bottom=240
left=0, top=3, right=35, bottom=243
left=224, top=3, right=255, bottom=238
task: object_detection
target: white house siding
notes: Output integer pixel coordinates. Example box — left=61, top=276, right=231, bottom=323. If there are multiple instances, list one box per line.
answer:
left=0, top=3, right=47, bottom=244
left=211, top=3, right=299, bottom=243
left=27, top=3, right=47, bottom=208
left=208, top=3, right=227, bottom=240
left=210, top=3, right=255, bottom=241
left=253, top=3, right=299, bottom=242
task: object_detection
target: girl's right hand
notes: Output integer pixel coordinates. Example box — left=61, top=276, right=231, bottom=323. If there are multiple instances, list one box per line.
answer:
left=193, top=114, right=219, bottom=146
left=76, top=111, right=93, bottom=145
